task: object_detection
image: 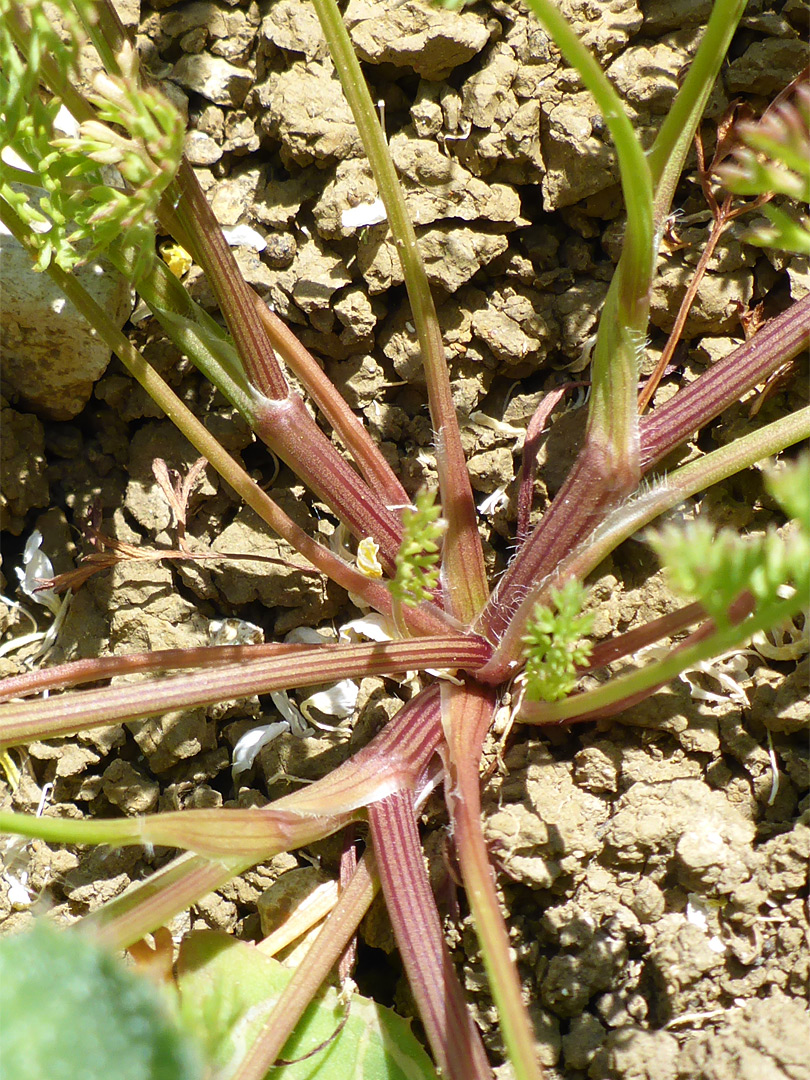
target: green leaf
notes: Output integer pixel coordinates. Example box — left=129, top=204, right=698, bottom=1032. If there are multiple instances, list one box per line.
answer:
left=0, top=921, right=202, bottom=1080
left=0, top=0, right=183, bottom=277
left=745, top=204, right=810, bottom=257
left=176, top=930, right=439, bottom=1080
left=767, top=453, right=810, bottom=531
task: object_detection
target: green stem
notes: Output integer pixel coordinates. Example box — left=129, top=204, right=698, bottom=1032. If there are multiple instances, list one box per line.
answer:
left=524, top=0, right=653, bottom=469
left=115, top=248, right=255, bottom=411
left=309, top=0, right=488, bottom=621
left=84, top=853, right=248, bottom=951
left=231, top=854, right=379, bottom=1080
left=648, top=0, right=748, bottom=228
left=75, top=0, right=130, bottom=79
left=4, top=2, right=95, bottom=126
left=0, top=803, right=357, bottom=861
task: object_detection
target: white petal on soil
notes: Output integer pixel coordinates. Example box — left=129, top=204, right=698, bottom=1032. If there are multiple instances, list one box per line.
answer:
left=686, top=894, right=727, bottom=955
left=341, top=197, right=387, bottom=229
left=478, top=486, right=508, bottom=516
left=232, top=721, right=290, bottom=777
left=300, top=679, right=359, bottom=724
left=17, top=531, right=60, bottom=615
left=338, top=612, right=395, bottom=644
left=222, top=224, right=267, bottom=252
left=4, top=871, right=33, bottom=908
left=271, top=690, right=313, bottom=738
left=752, top=612, right=808, bottom=661
left=469, top=411, right=524, bottom=437
left=679, top=652, right=751, bottom=707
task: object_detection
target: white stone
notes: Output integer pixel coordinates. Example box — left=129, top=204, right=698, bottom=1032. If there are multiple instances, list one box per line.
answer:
left=0, top=186, right=132, bottom=419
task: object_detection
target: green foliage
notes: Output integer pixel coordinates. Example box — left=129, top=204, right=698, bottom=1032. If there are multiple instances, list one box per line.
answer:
left=0, top=0, right=183, bottom=276
left=0, top=0, right=80, bottom=145
left=522, top=580, right=594, bottom=702
left=649, top=455, right=810, bottom=627
left=767, top=453, right=810, bottom=532
left=0, top=921, right=202, bottom=1080
left=717, top=82, right=810, bottom=255
left=176, top=930, right=439, bottom=1079
left=389, top=490, right=446, bottom=608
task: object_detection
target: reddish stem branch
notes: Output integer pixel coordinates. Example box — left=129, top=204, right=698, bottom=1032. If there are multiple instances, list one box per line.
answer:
left=637, top=215, right=730, bottom=413
left=369, top=787, right=492, bottom=1080
left=516, top=383, right=583, bottom=545
left=0, top=636, right=491, bottom=748
left=520, top=592, right=755, bottom=725
left=253, top=299, right=408, bottom=509
left=639, top=293, right=810, bottom=470
left=585, top=601, right=706, bottom=669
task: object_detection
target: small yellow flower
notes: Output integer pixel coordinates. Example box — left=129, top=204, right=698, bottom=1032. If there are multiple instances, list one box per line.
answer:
left=159, top=241, right=193, bottom=278
left=356, top=536, right=383, bottom=579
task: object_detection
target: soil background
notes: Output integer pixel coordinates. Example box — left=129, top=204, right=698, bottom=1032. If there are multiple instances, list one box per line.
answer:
left=1, top=1, right=809, bottom=1078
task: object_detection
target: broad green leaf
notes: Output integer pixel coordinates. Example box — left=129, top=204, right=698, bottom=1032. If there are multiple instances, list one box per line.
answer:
left=0, top=921, right=202, bottom=1080
left=176, top=930, right=439, bottom=1080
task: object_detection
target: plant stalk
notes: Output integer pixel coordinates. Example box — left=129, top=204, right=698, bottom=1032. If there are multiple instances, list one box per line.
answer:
left=0, top=637, right=490, bottom=749
left=442, top=681, right=546, bottom=1080
left=309, top=0, right=489, bottom=621
left=230, top=854, right=379, bottom=1080
left=476, top=403, right=810, bottom=684
left=640, top=295, right=810, bottom=468
left=369, top=788, right=492, bottom=1079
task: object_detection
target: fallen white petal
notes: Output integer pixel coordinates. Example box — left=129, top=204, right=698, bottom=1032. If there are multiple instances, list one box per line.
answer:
left=478, top=486, right=508, bottom=516
left=271, top=690, right=312, bottom=738
left=469, top=412, right=524, bottom=437
left=17, top=531, right=61, bottom=616
left=4, top=871, right=33, bottom=908
left=232, top=721, right=290, bottom=777
left=222, top=224, right=267, bottom=252
left=300, top=679, right=359, bottom=723
left=341, top=197, right=387, bottom=229
left=338, top=612, right=395, bottom=644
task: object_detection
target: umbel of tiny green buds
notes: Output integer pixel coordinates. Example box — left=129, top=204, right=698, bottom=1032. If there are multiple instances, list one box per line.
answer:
left=521, top=579, right=594, bottom=702
left=389, top=490, right=446, bottom=608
